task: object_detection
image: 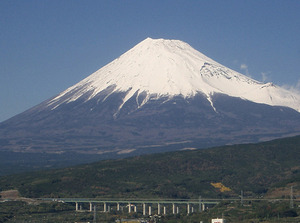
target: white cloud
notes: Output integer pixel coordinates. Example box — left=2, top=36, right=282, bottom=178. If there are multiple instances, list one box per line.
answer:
left=281, top=79, right=300, bottom=95
left=260, top=71, right=271, bottom=83
left=240, top=63, right=250, bottom=77
left=294, top=79, right=300, bottom=93
left=240, top=63, right=248, bottom=70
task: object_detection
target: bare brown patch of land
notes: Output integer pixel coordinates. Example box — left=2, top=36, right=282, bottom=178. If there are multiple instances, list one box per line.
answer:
left=0, top=189, right=19, bottom=199
left=0, top=190, right=40, bottom=204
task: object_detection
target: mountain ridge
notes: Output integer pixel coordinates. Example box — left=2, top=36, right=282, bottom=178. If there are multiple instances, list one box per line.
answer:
left=0, top=38, right=300, bottom=162
left=1, top=135, right=300, bottom=198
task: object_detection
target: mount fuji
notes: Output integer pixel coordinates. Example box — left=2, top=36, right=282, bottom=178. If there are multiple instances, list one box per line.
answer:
left=1, top=38, right=300, bottom=161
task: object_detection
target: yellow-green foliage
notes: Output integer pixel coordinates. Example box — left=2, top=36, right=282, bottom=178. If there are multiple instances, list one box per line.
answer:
left=211, top=182, right=231, bottom=192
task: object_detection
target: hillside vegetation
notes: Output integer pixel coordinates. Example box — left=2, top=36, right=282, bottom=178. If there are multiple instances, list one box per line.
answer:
left=1, top=135, right=300, bottom=199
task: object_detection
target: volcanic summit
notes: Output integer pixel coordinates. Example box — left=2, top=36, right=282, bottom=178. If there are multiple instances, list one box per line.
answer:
left=1, top=38, right=300, bottom=158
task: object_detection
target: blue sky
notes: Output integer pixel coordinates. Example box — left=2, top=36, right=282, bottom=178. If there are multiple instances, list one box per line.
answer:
left=1, top=0, right=300, bottom=122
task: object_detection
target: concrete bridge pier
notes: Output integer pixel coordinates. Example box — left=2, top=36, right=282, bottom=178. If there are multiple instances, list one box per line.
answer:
left=157, top=203, right=161, bottom=215
left=89, top=202, right=93, bottom=212
left=148, top=206, right=152, bottom=216
left=187, top=203, right=190, bottom=215
left=75, top=202, right=79, bottom=211
left=172, top=203, right=175, bottom=214
left=163, top=206, right=166, bottom=215
left=143, top=203, right=146, bottom=215
left=103, top=202, right=107, bottom=212
left=128, top=203, right=131, bottom=213
left=117, top=203, right=120, bottom=211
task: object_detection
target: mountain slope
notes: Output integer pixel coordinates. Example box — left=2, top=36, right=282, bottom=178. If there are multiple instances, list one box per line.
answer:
left=1, top=135, right=300, bottom=199
left=0, top=38, right=300, bottom=162
left=48, top=38, right=300, bottom=113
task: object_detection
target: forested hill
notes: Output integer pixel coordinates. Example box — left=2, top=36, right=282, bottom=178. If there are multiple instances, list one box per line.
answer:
left=1, top=135, right=300, bottom=199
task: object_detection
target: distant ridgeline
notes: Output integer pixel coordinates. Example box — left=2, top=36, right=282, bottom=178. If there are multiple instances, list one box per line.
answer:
left=0, top=135, right=300, bottom=199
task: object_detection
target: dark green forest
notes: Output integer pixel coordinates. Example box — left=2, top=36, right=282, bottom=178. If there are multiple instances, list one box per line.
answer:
left=1, top=135, right=300, bottom=199
left=1, top=135, right=300, bottom=222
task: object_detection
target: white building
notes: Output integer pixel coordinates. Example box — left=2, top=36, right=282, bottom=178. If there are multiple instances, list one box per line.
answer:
left=211, top=218, right=226, bottom=223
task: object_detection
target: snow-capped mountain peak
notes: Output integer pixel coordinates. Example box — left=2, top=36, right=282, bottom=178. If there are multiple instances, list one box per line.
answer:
left=2, top=38, right=300, bottom=160
left=48, top=38, right=300, bottom=112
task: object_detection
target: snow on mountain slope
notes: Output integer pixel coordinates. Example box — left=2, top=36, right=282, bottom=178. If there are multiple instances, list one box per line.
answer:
left=47, top=38, right=300, bottom=112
